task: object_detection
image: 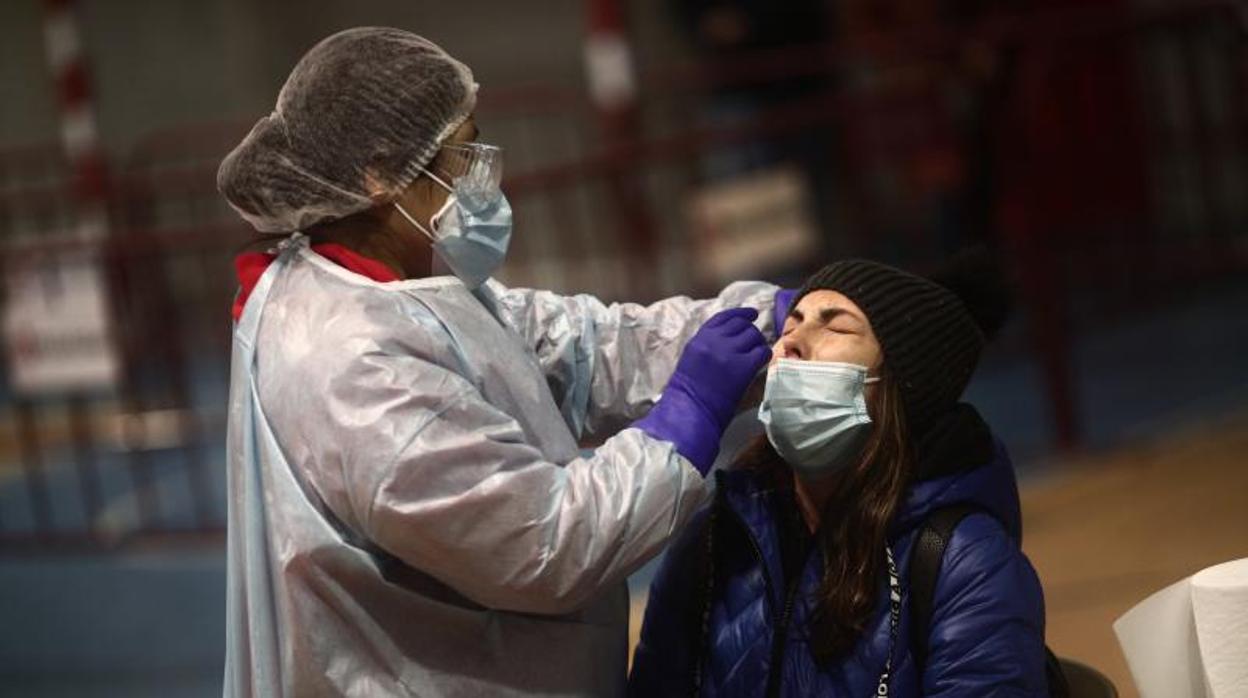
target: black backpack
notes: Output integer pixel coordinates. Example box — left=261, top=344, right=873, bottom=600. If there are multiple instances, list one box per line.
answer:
left=908, top=504, right=1071, bottom=697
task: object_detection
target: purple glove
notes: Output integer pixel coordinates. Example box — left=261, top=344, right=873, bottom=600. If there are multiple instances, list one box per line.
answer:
left=634, top=308, right=772, bottom=474
left=774, top=288, right=798, bottom=339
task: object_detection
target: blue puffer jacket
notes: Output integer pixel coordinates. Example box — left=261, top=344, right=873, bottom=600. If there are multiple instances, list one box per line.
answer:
left=629, top=428, right=1047, bottom=697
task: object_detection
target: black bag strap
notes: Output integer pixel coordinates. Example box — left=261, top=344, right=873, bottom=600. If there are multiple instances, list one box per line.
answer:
left=908, top=504, right=1072, bottom=698
left=907, top=503, right=982, bottom=672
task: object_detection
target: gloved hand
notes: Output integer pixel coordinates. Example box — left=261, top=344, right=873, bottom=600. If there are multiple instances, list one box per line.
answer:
left=774, top=288, right=798, bottom=339
left=634, top=308, right=772, bottom=474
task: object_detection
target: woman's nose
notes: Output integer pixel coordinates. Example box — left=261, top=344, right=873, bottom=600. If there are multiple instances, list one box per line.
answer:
left=779, top=335, right=804, bottom=360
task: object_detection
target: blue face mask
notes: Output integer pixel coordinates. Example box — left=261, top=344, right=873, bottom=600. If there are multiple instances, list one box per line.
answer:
left=393, top=156, right=513, bottom=290
left=757, top=358, right=880, bottom=480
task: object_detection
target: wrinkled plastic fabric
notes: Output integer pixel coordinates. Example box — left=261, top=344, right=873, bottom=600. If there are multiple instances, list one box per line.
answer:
left=217, top=28, right=477, bottom=233
left=223, top=235, right=780, bottom=697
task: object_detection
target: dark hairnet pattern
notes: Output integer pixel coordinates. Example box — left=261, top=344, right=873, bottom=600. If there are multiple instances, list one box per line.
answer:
left=218, top=27, right=477, bottom=232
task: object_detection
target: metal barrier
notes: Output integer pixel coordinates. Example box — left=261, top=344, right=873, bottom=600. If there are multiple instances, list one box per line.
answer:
left=0, top=1, right=1243, bottom=550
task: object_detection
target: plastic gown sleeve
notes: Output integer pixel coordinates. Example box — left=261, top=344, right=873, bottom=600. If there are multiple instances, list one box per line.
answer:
left=483, top=280, right=781, bottom=439
left=315, top=347, right=710, bottom=616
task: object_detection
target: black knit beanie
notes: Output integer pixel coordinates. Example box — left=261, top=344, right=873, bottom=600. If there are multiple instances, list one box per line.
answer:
left=793, top=248, right=1011, bottom=438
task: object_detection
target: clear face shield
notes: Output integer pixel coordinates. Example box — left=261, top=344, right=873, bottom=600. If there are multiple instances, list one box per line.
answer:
left=395, top=142, right=505, bottom=239
left=427, top=142, right=504, bottom=213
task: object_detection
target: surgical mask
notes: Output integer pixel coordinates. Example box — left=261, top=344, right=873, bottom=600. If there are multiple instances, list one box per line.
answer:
left=394, top=143, right=512, bottom=289
left=757, top=358, right=880, bottom=480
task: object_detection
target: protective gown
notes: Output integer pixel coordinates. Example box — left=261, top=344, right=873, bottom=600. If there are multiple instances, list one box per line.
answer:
left=223, top=235, right=779, bottom=696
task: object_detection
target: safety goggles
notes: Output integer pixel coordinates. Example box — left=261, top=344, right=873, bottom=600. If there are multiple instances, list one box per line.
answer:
left=431, top=142, right=503, bottom=194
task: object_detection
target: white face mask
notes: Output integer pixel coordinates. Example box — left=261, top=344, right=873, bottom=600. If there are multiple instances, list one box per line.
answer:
left=757, top=358, right=880, bottom=480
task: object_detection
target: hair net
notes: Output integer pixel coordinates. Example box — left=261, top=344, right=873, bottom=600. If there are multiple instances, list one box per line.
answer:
left=218, top=27, right=478, bottom=233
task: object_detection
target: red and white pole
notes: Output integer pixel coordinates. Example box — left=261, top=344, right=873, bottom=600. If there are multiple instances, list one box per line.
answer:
left=584, top=0, right=638, bottom=118
left=42, top=0, right=109, bottom=239
left=583, top=0, right=659, bottom=297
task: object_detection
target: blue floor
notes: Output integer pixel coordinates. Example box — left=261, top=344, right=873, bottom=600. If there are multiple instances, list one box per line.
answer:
left=0, top=548, right=226, bottom=697
left=2, top=281, right=1247, bottom=696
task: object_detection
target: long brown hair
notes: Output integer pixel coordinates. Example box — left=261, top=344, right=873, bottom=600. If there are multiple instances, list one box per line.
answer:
left=734, top=366, right=914, bottom=664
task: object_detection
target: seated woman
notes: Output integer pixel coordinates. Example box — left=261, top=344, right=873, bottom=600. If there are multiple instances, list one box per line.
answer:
left=628, top=252, right=1049, bottom=697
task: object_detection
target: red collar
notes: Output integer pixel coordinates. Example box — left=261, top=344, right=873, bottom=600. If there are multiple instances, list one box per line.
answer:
left=232, top=242, right=400, bottom=321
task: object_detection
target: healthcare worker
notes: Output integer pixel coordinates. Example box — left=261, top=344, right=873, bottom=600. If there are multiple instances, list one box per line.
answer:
left=217, top=27, right=794, bottom=697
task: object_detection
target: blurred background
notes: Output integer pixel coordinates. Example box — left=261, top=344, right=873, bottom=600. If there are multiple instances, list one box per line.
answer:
left=1, top=0, right=1246, bottom=695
